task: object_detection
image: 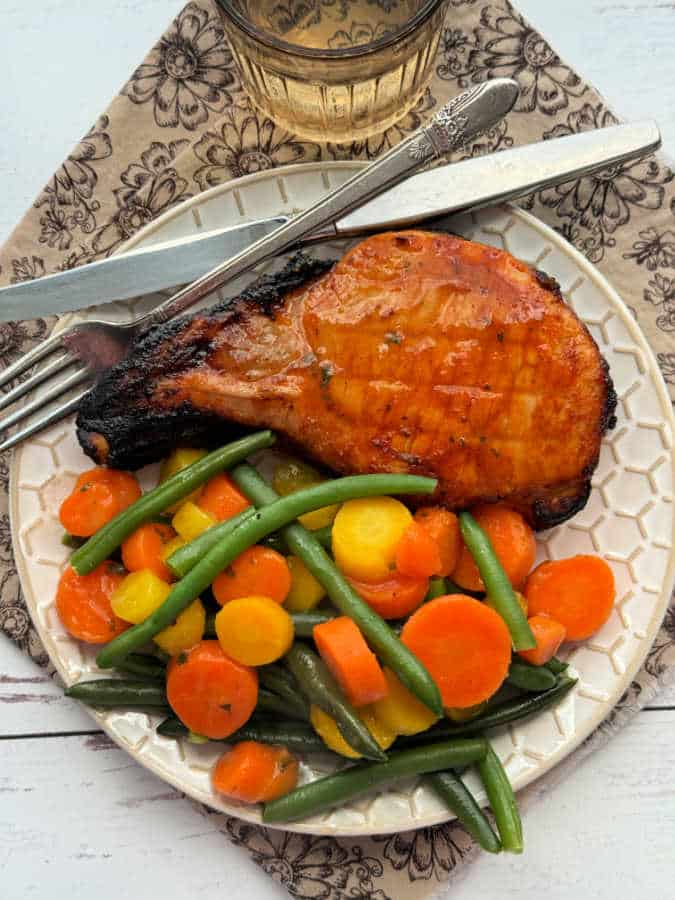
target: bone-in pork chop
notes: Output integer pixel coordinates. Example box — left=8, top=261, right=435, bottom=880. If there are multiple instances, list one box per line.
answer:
left=77, top=231, right=616, bottom=529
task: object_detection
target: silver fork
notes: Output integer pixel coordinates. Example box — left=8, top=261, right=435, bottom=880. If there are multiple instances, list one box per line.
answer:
left=0, top=79, right=518, bottom=453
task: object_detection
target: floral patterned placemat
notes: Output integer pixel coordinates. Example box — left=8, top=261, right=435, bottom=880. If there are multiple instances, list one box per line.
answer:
left=1, top=1, right=673, bottom=896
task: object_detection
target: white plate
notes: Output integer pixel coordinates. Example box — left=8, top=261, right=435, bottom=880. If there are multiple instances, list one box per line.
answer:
left=10, top=162, right=675, bottom=836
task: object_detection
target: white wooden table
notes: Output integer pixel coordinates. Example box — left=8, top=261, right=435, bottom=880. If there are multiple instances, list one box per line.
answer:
left=1, top=2, right=674, bottom=897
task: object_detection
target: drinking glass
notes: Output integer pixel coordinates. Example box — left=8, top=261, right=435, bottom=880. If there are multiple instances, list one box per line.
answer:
left=217, top=0, right=450, bottom=142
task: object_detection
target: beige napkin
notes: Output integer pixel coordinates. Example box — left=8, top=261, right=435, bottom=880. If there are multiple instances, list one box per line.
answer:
left=0, top=1, right=673, bottom=895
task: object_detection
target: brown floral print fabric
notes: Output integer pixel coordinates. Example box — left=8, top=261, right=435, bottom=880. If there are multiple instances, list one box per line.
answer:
left=0, top=1, right=673, bottom=896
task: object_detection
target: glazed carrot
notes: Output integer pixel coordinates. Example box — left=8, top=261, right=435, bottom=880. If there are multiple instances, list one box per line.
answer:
left=212, top=546, right=291, bottom=606
left=59, top=468, right=141, bottom=537
left=347, top=573, right=428, bottom=620
left=215, top=596, right=294, bottom=666
left=166, top=640, right=258, bottom=739
left=452, top=505, right=536, bottom=592
left=395, top=520, right=442, bottom=579
left=55, top=562, right=129, bottom=644
left=524, top=556, right=615, bottom=641
left=212, top=741, right=299, bottom=803
left=121, top=522, right=177, bottom=582
left=414, top=507, right=461, bottom=577
left=313, top=616, right=388, bottom=707
left=517, top=615, right=567, bottom=666
left=332, top=497, right=413, bottom=581
left=198, top=473, right=250, bottom=522
left=401, top=595, right=512, bottom=709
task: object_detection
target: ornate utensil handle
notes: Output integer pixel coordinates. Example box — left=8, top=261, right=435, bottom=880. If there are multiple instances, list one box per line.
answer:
left=143, top=78, right=519, bottom=327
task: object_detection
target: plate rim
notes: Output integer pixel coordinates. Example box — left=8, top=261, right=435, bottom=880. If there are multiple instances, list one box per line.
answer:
left=10, top=160, right=675, bottom=836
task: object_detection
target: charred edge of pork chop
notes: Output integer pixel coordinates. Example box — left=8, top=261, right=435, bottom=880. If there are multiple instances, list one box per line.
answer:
left=76, top=253, right=334, bottom=468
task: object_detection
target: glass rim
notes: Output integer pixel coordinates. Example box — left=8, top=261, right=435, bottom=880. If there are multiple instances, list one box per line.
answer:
left=217, top=0, right=447, bottom=60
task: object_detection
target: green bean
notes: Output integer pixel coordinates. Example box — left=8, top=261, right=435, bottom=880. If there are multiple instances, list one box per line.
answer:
left=312, top=525, right=333, bottom=549
left=71, top=432, right=275, bottom=576
left=285, top=644, right=386, bottom=761
left=426, top=577, right=447, bottom=601
left=61, top=533, right=86, bottom=549
left=458, top=513, right=535, bottom=651
left=545, top=657, right=568, bottom=675
left=507, top=659, right=557, bottom=693
left=115, top=653, right=166, bottom=682
left=477, top=744, right=523, bottom=853
left=397, top=676, right=577, bottom=745
left=167, top=507, right=257, bottom=578
left=428, top=772, right=502, bottom=853
left=267, top=522, right=331, bottom=553
left=97, top=471, right=435, bottom=669
left=263, top=738, right=488, bottom=823
left=258, top=665, right=310, bottom=719
left=237, top=720, right=329, bottom=752
left=290, top=610, right=337, bottom=638
left=269, top=523, right=331, bottom=552
left=156, top=715, right=330, bottom=753
left=232, top=465, right=443, bottom=716
left=262, top=525, right=332, bottom=553
left=64, top=679, right=168, bottom=709
left=257, top=687, right=308, bottom=721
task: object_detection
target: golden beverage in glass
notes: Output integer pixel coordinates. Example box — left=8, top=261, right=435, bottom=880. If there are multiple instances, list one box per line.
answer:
left=217, top=0, right=450, bottom=142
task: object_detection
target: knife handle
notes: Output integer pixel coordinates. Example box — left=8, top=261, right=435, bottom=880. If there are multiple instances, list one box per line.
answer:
left=330, top=120, right=662, bottom=237
left=140, top=79, right=519, bottom=328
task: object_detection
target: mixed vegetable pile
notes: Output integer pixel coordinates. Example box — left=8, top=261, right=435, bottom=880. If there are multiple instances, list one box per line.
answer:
left=56, top=430, right=616, bottom=849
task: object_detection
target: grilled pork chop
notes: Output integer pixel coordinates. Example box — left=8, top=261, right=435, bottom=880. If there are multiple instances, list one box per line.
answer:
left=77, top=231, right=616, bottom=529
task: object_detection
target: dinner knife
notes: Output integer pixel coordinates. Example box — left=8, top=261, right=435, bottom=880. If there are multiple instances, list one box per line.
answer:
left=0, top=119, right=660, bottom=322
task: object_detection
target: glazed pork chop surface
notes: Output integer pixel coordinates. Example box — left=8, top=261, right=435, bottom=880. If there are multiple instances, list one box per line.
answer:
left=77, top=231, right=616, bottom=529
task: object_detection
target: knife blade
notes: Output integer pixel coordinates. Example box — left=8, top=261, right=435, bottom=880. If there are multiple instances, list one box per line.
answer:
left=0, top=120, right=660, bottom=322
left=0, top=217, right=288, bottom=322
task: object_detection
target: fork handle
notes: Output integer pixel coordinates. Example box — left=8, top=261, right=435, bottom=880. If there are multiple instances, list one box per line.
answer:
left=143, top=78, right=519, bottom=327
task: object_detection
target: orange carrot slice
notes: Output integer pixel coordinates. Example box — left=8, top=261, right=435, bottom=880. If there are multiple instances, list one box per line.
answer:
left=198, top=473, right=250, bottom=522
left=452, top=504, right=536, bottom=591
left=401, top=595, right=512, bottom=709
left=524, top=555, right=615, bottom=641
left=121, top=522, right=177, bottom=582
left=313, top=616, right=388, bottom=707
left=212, top=741, right=299, bottom=803
left=59, top=468, right=141, bottom=537
left=395, top=520, right=442, bottom=579
left=414, top=507, right=462, bottom=576
left=55, top=562, right=128, bottom=644
left=347, top=574, right=429, bottom=620
left=518, top=615, right=567, bottom=666
left=166, top=640, right=258, bottom=739
left=212, top=546, right=291, bottom=606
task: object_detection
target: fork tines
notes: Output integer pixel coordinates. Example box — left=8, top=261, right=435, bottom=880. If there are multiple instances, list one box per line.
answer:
left=0, top=331, right=90, bottom=453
